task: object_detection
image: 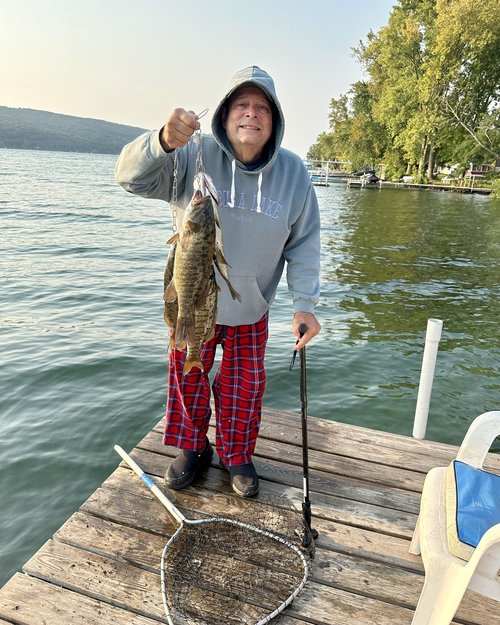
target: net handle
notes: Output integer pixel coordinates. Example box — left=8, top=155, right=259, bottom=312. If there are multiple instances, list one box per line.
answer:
left=114, top=445, right=186, bottom=524
left=297, top=324, right=319, bottom=543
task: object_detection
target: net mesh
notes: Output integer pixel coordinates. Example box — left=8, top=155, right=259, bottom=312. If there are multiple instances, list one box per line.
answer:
left=161, top=496, right=314, bottom=625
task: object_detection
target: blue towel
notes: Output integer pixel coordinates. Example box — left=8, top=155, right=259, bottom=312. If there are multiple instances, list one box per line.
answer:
left=454, top=460, right=500, bottom=548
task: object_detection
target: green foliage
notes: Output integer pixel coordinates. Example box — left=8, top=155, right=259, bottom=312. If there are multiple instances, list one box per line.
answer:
left=490, top=176, right=500, bottom=199
left=308, top=0, right=500, bottom=180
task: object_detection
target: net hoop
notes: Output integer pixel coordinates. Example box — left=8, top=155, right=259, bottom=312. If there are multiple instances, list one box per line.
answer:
left=160, top=516, right=309, bottom=625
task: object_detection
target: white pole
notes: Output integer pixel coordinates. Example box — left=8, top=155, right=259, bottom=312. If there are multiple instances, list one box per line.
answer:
left=413, top=319, right=443, bottom=439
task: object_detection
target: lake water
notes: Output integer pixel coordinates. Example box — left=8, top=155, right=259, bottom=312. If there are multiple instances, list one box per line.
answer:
left=1, top=148, right=499, bottom=586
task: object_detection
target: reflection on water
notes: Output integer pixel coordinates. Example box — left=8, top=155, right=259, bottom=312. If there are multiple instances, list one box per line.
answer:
left=323, top=186, right=499, bottom=345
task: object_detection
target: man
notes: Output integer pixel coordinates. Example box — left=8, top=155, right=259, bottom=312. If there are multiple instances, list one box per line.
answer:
left=116, top=66, right=320, bottom=497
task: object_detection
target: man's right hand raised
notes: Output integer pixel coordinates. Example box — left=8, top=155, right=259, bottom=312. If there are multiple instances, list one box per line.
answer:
left=159, top=108, right=199, bottom=152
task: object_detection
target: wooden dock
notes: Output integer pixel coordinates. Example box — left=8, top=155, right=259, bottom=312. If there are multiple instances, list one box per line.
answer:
left=382, top=181, right=492, bottom=194
left=346, top=178, right=492, bottom=194
left=379, top=180, right=491, bottom=194
left=1, top=408, right=499, bottom=625
left=347, top=177, right=380, bottom=189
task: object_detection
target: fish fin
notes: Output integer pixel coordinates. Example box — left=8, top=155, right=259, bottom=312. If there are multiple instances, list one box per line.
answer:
left=175, top=316, right=195, bottom=347
left=170, top=339, right=186, bottom=350
left=228, top=284, right=241, bottom=302
left=183, top=359, right=204, bottom=376
left=166, top=233, right=180, bottom=245
left=164, top=304, right=177, bottom=327
left=213, top=248, right=241, bottom=301
left=213, top=266, right=241, bottom=302
left=179, top=223, right=200, bottom=250
left=164, top=280, right=178, bottom=303
left=164, top=245, right=177, bottom=289
left=214, top=208, right=222, bottom=229
left=214, top=245, right=230, bottom=268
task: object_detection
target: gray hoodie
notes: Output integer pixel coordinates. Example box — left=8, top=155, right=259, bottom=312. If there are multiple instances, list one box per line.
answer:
left=115, top=66, right=320, bottom=326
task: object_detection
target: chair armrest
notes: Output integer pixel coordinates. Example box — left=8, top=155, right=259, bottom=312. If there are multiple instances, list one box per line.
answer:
left=456, top=411, right=500, bottom=468
left=467, top=523, right=500, bottom=572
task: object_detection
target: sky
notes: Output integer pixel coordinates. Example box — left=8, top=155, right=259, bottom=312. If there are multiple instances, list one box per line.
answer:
left=1, top=0, right=395, bottom=157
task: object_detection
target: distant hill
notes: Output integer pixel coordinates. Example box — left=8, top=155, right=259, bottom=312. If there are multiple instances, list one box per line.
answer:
left=0, top=106, right=149, bottom=154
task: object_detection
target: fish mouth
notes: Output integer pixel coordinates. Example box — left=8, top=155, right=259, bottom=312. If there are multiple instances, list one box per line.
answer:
left=192, top=189, right=204, bottom=203
left=193, top=173, right=219, bottom=205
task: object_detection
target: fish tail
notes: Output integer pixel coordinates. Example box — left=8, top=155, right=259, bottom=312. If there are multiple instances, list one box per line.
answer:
left=183, top=359, right=204, bottom=376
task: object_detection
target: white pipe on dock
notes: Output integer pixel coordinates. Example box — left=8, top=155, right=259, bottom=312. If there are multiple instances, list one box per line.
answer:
left=413, top=318, right=443, bottom=439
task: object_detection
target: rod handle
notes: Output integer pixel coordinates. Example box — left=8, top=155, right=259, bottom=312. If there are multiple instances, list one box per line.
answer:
left=114, top=445, right=185, bottom=524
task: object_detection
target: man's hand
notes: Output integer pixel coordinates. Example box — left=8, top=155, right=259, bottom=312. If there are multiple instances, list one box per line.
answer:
left=159, top=108, right=199, bottom=152
left=292, top=312, right=321, bottom=350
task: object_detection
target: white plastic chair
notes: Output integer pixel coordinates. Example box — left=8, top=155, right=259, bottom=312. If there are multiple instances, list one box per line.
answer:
left=409, top=410, right=500, bottom=625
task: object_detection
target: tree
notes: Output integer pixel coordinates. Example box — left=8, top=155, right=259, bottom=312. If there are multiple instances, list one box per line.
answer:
left=429, top=0, right=500, bottom=162
left=307, top=84, right=388, bottom=171
left=344, top=82, right=387, bottom=170
left=307, top=0, right=500, bottom=177
left=307, top=131, right=338, bottom=161
left=354, top=2, right=440, bottom=180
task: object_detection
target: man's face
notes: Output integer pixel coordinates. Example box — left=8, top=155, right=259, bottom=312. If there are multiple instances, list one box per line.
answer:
left=223, top=87, right=273, bottom=163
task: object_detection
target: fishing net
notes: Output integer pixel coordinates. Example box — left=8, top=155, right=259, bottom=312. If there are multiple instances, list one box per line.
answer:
left=160, top=495, right=314, bottom=625
left=115, top=447, right=313, bottom=625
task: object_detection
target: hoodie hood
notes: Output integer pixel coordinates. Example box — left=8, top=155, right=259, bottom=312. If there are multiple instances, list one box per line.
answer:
left=211, top=66, right=285, bottom=174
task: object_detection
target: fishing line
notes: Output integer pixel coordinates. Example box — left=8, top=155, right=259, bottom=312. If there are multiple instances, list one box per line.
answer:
left=171, top=108, right=209, bottom=233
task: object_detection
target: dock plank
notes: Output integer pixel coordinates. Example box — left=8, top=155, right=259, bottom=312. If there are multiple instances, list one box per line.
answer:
left=53, top=510, right=497, bottom=624
left=80, top=479, right=423, bottom=570
left=23, top=540, right=164, bottom=620
left=1, top=410, right=498, bottom=625
left=145, top=424, right=428, bottom=492
left=0, top=574, right=161, bottom=625
left=256, top=408, right=500, bottom=474
left=22, top=534, right=411, bottom=625
left=141, top=427, right=424, bottom=512
left=55, top=511, right=163, bottom=571
left=123, top=447, right=419, bottom=536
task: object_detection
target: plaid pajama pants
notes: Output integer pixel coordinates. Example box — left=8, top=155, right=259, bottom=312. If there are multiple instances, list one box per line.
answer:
left=163, top=312, right=269, bottom=466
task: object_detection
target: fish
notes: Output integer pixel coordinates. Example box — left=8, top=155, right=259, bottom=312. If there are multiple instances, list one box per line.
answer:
left=163, top=241, right=178, bottom=341
left=163, top=240, right=219, bottom=373
left=163, top=172, right=240, bottom=374
left=164, top=190, right=215, bottom=350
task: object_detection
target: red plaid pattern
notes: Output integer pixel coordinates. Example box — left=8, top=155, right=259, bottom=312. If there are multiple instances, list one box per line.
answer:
left=163, top=313, right=269, bottom=465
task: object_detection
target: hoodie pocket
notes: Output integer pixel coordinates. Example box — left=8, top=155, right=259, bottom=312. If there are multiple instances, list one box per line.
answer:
left=216, top=274, right=269, bottom=326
